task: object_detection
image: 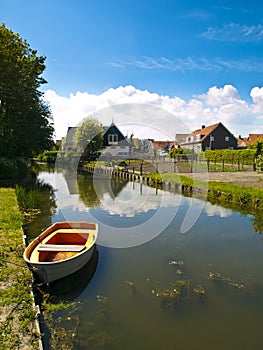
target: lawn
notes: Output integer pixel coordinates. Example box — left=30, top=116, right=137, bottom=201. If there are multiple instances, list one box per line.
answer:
left=0, top=188, right=39, bottom=349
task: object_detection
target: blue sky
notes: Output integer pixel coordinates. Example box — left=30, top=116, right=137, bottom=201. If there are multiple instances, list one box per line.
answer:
left=2, top=0, right=263, bottom=139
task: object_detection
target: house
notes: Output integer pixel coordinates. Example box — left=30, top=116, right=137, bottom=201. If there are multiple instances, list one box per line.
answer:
left=131, top=138, right=154, bottom=155
left=62, top=127, right=78, bottom=155
left=238, top=134, right=263, bottom=148
left=151, top=140, right=175, bottom=156
left=175, top=133, right=189, bottom=146
left=101, top=122, right=131, bottom=156
left=179, top=122, right=237, bottom=152
left=63, top=122, right=131, bottom=157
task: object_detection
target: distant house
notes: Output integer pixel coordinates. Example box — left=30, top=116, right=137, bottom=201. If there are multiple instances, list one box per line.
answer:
left=63, top=122, right=131, bottom=157
left=179, top=122, right=237, bottom=152
left=102, top=122, right=131, bottom=156
left=151, top=140, right=175, bottom=156
left=175, top=133, right=189, bottom=146
left=63, top=127, right=78, bottom=155
left=131, top=138, right=154, bottom=155
left=238, top=134, right=263, bottom=149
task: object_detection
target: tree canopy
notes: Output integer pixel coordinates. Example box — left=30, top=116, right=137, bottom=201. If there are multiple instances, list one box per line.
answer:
left=73, top=117, right=104, bottom=156
left=249, top=139, right=263, bottom=156
left=0, top=23, right=54, bottom=158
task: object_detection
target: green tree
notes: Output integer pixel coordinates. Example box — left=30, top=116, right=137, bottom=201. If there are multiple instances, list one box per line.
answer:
left=249, top=139, right=263, bottom=156
left=0, top=23, right=54, bottom=158
left=73, top=117, right=104, bottom=156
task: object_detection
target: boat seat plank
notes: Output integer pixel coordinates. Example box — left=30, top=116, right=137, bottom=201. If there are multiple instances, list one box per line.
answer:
left=38, top=244, right=86, bottom=252
left=54, top=228, right=94, bottom=234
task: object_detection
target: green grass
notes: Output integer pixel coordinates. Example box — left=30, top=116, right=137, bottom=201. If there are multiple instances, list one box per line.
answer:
left=146, top=171, right=263, bottom=211
left=15, top=185, right=41, bottom=211
left=147, top=172, right=206, bottom=188
left=0, top=188, right=40, bottom=349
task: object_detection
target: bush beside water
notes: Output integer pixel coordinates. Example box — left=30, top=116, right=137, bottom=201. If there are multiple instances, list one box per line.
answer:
left=0, top=157, right=29, bottom=180
left=15, top=185, right=41, bottom=211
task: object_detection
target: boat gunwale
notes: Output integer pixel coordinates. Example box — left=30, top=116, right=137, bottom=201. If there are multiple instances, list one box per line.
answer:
left=23, top=222, right=98, bottom=265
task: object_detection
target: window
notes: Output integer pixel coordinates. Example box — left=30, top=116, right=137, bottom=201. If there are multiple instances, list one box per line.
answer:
left=225, top=136, right=229, bottom=142
left=210, top=135, right=214, bottom=141
left=108, top=134, right=118, bottom=144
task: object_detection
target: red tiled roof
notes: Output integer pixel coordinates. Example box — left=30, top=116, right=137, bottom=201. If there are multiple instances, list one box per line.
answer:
left=181, top=122, right=221, bottom=144
left=238, top=134, right=263, bottom=147
left=248, top=134, right=263, bottom=143
left=152, top=140, right=174, bottom=150
left=237, top=137, right=250, bottom=147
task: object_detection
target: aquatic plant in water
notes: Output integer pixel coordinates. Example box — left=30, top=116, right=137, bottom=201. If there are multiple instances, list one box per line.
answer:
left=96, top=294, right=108, bottom=305
left=193, top=284, right=206, bottom=297
left=168, top=259, right=184, bottom=267
left=207, top=271, right=244, bottom=289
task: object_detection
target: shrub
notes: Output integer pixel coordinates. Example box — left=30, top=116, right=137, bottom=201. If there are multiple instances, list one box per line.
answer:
left=36, top=151, right=58, bottom=163
left=256, top=155, right=263, bottom=172
left=0, top=157, right=28, bottom=179
left=15, top=185, right=40, bottom=211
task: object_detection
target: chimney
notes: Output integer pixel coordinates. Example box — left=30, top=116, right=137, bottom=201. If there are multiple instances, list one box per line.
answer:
left=201, top=125, right=205, bottom=129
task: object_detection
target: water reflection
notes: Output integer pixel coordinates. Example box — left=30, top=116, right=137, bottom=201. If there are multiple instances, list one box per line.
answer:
left=77, top=172, right=126, bottom=209
left=33, top=169, right=263, bottom=242
left=42, top=248, right=99, bottom=301
left=27, top=169, right=263, bottom=350
left=23, top=178, right=57, bottom=241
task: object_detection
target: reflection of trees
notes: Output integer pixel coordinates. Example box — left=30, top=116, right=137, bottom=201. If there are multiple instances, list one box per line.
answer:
left=77, top=174, right=100, bottom=208
left=77, top=173, right=127, bottom=208
left=251, top=213, right=263, bottom=234
left=23, top=180, right=57, bottom=241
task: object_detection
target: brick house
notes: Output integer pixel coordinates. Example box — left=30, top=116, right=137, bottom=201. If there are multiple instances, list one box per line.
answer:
left=179, top=122, right=237, bottom=152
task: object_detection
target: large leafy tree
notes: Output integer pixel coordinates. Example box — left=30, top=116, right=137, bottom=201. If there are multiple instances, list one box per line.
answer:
left=249, top=139, right=263, bottom=156
left=73, top=117, right=104, bottom=156
left=0, top=23, right=54, bottom=158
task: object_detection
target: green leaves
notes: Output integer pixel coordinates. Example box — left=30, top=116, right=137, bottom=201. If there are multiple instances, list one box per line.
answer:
left=0, top=23, right=54, bottom=158
left=199, top=149, right=256, bottom=164
left=73, top=117, right=104, bottom=156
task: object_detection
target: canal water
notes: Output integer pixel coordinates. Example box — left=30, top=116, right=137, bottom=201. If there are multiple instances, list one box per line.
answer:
left=26, top=170, right=263, bottom=350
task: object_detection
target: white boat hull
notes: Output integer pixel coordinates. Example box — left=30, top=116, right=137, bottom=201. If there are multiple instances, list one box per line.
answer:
left=30, top=245, right=95, bottom=283
left=23, top=222, right=98, bottom=284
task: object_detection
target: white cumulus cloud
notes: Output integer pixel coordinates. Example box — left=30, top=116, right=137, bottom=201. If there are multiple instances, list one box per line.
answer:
left=44, top=84, right=263, bottom=140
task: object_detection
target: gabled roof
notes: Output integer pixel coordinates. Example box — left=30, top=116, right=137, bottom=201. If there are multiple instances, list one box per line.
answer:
left=248, top=134, right=263, bottom=143
left=238, top=133, right=263, bottom=148
left=189, top=122, right=221, bottom=142
left=237, top=136, right=250, bottom=148
left=65, top=126, right=77, bottom=144
left=152, top=140, right=174, bottom=150
left=181, top=122, right=236, bottom=145
left=103, top=122, right=125, bottom=137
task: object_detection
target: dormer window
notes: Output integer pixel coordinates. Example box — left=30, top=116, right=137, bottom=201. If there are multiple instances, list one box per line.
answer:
left=108, top=134, right=118, bottom=145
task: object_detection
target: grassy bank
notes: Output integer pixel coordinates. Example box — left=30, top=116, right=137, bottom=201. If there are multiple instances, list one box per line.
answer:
left=146, top=172, right=263, bottom=211
left=0, top=188, right=39, bottom=349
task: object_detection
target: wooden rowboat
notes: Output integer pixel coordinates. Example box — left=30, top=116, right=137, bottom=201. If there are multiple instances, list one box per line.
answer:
left=23, top=221, right=98, bottom=284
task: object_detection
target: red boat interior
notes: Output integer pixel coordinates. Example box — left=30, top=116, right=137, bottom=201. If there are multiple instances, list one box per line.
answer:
left=45, top=231, right=88, bottom=245
left=39, top=231, right=89, bottom=262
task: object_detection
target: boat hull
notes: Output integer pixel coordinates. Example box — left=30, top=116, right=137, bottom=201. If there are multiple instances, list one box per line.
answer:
left=23, top=222, right=98, bottom=284
left=29, top=246, right=95, bottom=283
